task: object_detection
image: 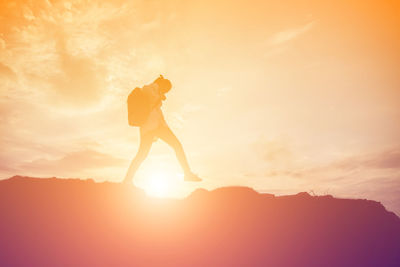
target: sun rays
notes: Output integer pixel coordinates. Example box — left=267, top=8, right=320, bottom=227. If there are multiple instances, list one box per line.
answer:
left=137, top=170, right=185, bottom=198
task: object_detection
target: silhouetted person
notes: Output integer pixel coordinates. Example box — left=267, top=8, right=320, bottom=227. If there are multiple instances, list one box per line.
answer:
left=123, top=75, right=201, bottom=184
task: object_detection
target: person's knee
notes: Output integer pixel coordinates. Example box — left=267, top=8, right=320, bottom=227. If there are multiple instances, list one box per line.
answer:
left=172, top=140, right=183, bottom=152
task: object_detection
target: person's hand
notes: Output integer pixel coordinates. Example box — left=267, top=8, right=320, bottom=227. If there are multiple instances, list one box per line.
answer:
left=154, top=85, right=166, bottom=100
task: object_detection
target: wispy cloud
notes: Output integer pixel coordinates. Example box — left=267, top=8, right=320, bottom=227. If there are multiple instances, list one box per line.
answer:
left=18, top=149, right=126, bottom=175
left=326, top=147, right=400, bottom=172
left=0, top=62, right=16, bottom=80
left=268, top=21, right=315, bottom=46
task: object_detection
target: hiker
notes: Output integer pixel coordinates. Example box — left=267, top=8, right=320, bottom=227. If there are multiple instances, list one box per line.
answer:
left=123, top=75, right=202, bottom=184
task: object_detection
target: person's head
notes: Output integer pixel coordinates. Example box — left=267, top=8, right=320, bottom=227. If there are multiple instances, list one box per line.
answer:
left=154, top=75, right=172, bottom=94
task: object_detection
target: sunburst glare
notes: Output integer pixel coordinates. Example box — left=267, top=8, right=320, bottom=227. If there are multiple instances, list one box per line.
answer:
left=140, top=171, right=185, bottom=198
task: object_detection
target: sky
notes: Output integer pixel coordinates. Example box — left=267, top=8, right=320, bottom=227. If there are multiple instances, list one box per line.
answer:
left=1, top=0, right=400, bottom=213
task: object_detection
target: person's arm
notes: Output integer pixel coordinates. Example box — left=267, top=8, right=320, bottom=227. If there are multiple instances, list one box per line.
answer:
left=143, top=84, right=163, bottom=109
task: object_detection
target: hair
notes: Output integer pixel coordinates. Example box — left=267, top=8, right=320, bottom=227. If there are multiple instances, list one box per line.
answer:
left=154, top=76, right=172, bottom=93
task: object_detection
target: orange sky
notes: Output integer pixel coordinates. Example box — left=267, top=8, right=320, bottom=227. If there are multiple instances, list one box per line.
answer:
left=0, top=0, right=399, bottom=213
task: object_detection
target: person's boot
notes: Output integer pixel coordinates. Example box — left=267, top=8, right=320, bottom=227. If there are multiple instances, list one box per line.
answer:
left=184, top=172, right=202, bottom=182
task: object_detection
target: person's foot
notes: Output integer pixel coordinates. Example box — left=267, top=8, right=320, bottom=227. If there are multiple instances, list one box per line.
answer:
left=184, top=172, right=202, bottom=182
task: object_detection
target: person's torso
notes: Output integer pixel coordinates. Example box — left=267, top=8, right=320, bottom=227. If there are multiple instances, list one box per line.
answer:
left=142, top=84, right=162, bottom=109
left=140, top=84, right=167, bottom=134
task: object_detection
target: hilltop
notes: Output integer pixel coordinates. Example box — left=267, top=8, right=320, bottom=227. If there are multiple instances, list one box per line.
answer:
left=0, top=176, right=399, bottom=267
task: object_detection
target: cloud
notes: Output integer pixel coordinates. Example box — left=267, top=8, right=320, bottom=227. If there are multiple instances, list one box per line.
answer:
left=0, top=155, right=19, bottom=173
left=333, top=147, right=400, bottom=171
left=18, top=149, right=126, bottom=175
left=140, top=18, right=161, bottom=31
left=268, top=21, right=315, bottom=46
left=363, top=149, right=400, bottom=169
left=0, top=0, right=130, bottom=107
left=0, top=62, right=16, bottom=80
left=0, top=37, right=5, bottom=49
left=47, top=32, right=107, bottom=106
left=248, top=136, right=307, bottom=179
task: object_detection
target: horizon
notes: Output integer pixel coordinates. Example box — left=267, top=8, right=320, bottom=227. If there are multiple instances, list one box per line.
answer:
left=1, top=0, right=400, bottom=216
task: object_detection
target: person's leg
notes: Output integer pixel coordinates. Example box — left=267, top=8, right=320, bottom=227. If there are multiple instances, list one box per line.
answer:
left=157, top=126, right=192, bottom=175
left=123, top=132, right=154, bottom=184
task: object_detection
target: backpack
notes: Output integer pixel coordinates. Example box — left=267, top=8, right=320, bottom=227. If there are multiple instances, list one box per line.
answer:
left=127, top=87, right=150, bottom=126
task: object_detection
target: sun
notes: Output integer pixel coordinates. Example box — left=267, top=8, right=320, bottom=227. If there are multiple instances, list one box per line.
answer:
left=137, top=169, right=188, bottom=198
left=142, top=171, right=171, bottom=198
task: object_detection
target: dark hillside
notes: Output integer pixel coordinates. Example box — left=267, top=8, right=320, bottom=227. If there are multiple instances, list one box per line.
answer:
left=0, top=176, right=399, bottom=267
